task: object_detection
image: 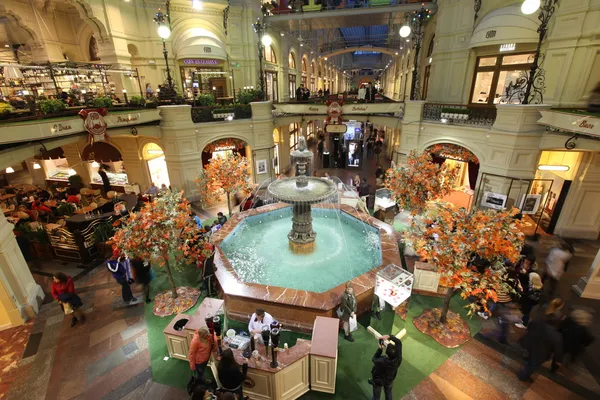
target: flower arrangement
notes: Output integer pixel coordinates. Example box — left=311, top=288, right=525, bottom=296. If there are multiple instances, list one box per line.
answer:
left=406, top=203, right=524, bottom=322
left=195, top=152, right=251, bottom=217
left=385, top=151, right=459, bottom=215
left=428, top=143, right=479, bottom=164
left=111, top=190, right=202, bottom=298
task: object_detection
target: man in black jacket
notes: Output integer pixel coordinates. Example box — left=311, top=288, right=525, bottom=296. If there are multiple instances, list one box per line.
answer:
left=370, top=334, right=402, bottom=400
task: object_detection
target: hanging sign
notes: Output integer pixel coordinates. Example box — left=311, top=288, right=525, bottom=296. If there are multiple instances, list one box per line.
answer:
left=326, top=124, right=347, bottom=133
left=79, top=108, right=109, bottom=144
left=183, top=59, right=220, bottom=65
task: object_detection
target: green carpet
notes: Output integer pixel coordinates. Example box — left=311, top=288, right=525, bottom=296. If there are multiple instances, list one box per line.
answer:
left=145, top=267, right=482, bottom=398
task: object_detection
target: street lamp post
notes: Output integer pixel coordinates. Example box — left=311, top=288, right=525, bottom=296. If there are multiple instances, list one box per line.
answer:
left=399, top=5, right=431, bottom=101
left=154, top=5, right=175, bottom=100
left=252, top=18, right=271, bottom=101
left=522, top=0, right=559, bottom=104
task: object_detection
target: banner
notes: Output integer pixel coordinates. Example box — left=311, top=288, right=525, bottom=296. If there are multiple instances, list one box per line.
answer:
left=79, top=108, right=109, bottom=144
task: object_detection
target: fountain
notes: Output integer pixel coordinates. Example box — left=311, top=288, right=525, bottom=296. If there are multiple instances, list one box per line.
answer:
left=267, top=136, right=337, bottom=253
left=212, top=135, right=401, bottom=332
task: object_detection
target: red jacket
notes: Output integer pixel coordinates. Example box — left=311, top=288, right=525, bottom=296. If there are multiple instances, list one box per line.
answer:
left=188, top=332, right=214, bottom=369
left=66, top=195, right=80, bottom=204
left=32, top=202, right=53, bottom=214
left=51, top=277, right=75, bottom=301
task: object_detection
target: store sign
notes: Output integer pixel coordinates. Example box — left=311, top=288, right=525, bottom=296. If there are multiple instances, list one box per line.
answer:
left=183, top=59, right=220, bottom=65
left=538, top=111, right=600, bottom=138
left=115, top=114, right=139, bottom=124
left=214, top=145, right=236, bottom=151
left=79, top=108, right=109, bottom=144
left=326, top=124, right=347, bottom=133
left=349, top=105, right=368, bottom=112
left=51, top=123, right=73, bottom=134
left=499, top=43, right=516, bottom=52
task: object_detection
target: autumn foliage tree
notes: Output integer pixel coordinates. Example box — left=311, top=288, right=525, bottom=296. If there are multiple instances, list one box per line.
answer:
left=111, top=191, right=201, bottom=298
left=406, top=204, right=524, bottom=323
left=196, top=153, right=251, bottom=217
left=385, top=151, right=459, bottom=215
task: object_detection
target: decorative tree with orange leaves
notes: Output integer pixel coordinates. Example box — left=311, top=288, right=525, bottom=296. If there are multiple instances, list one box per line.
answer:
left=385, top=151, right=459, bottom=215
left=111, top=191, right=201, bottom=299
left=406, top=204, right=524, bottom=324
left=196, top=153, right=251, bottom=217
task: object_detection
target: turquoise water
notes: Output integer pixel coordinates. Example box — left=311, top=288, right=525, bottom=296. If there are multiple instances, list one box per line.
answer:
left=220, top=207, right=382, bottom=293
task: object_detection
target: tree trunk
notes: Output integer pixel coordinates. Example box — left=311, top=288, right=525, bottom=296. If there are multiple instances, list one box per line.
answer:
left=164, top=259, right=178, bottom=298
left=226, top=192, right=232, bottom=217
left=439, top=287, right=455, bottom=324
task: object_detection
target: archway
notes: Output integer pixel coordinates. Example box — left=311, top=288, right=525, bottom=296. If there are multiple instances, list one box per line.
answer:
left=201, top=138, right=248, bottom=167
left=82, top=142, right=129, bottom=189
left=142, top=143, right=170, bottom=188
left=426, top=143, right=480, bottom=210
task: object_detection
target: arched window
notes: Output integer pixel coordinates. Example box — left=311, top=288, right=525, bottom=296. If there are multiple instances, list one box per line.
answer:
left=264, top=45, right=277, bottom=63
left=427, top=34, right=435, bottom=58
left=302, top=58, right=308, bottom=73
left=311, top=62, right=315, bottom=75
left=289, top=52, right=296, bottom=69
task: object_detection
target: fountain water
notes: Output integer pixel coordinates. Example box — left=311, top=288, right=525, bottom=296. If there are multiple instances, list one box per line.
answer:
left=267, top=136, right=337, bottom=253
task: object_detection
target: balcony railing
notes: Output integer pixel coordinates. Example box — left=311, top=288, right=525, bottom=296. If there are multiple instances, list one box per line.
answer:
left=423, top=103, right=497, bottom=127
left=267, top=0, right=432, bottom=14
left=0, top=104, right=151, bottom=125
left=190, top=105, right=252, bottom=123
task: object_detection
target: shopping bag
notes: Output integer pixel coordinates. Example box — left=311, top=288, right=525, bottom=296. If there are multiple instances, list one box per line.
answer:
left=336, top=307, right=343, bottom=319
left=349, top=315, right=357, bottom=332
left=63, top=302, right=74, bottom=315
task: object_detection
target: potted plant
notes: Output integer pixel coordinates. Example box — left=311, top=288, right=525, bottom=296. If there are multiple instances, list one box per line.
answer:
left=129, top=95, right=146, bottom=107
left=57, top=203, right=76, bottom=217
left=93, top=219, right=115, bottom=256
left=196, top=93, right=216, bottom=106
left=39, top=99, right=66, bottom=114
left=30, top=226, right=53, bottom=259
left=91, top=96, right=113, bottom=108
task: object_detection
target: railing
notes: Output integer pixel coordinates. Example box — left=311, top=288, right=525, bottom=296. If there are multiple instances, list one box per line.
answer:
left=267, top=0, right=432, bottom=14
left=0, top=104, right=151, bottom=124
left=190, top=105, right=252, bottom=123
left=423, top=103, right=497, bottom=127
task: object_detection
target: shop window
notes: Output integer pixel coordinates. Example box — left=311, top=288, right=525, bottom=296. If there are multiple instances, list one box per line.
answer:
left=289, top=74, right=296, bottom=99
left=310, top=77, right=315, bottom=93
left=302, top=75, right=307, bottom=87
left=289, top=53, right=296, bottom=69
left=266, top=71, right=278, bottom=102
left=264, top=45, right=277, bottom=63
left=470, top=53, right=534, bottom=105
left=290, top=123, right=299, bottom=150
left=302, top=58, right=308, bottom=73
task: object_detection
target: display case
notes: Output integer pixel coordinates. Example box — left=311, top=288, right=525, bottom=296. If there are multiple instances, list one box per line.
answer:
left=369, top=264, right=414, bottom=338
left=92, top=171, right=129, bottom=186
left=374, top=188, right=396, bottom=224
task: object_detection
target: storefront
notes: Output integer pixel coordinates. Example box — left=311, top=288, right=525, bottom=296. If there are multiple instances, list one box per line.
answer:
left=142, top=143, right=170, bottom=188
left=202, top=138, right=248, bottom=166
left=81, top=142, right=133, bottom=193
left=179, top=58, right=228, bottom=100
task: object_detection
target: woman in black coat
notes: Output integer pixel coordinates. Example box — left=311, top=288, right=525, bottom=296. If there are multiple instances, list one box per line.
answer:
left=217, top=348, right=248, bottom=398
left=555, top=309, right=594, bottom=370
left=130, top=258, right=153, bottom=303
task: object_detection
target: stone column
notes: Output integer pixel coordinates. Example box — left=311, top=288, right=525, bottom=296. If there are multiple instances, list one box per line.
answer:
left=250, top=101, right=275, bottom=185
left=0, top=212, right=44, bottom=328
left=573, top=249, right=600, bottom=300
left=397, top=100, right=425, bottom=164
left=62, top=140, right=91, bottom=186
left=159, top=105, right=202, bottom=200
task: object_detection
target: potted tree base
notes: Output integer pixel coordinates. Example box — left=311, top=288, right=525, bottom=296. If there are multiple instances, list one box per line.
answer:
left=30, top=226, right=54, bottom=259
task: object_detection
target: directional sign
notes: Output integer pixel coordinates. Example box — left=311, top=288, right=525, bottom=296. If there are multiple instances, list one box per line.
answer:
left=326, top=124, right=347, bottom=133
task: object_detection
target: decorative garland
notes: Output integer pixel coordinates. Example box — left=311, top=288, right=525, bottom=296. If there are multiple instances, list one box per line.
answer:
left=204, top=138, right=246, bottom=153
left=428, top=143, right=479, bottom=164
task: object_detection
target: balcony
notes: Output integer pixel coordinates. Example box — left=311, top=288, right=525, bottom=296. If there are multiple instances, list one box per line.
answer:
left=423, top=103, right=497, bottom=127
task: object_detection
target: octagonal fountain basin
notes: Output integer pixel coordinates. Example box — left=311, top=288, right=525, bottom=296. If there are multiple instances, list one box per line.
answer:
left=220, top=206, right=382, bottom=292
left=212, top=203, right=401, bottom=332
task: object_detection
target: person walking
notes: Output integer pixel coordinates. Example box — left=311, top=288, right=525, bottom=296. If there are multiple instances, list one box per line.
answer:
left=516, top=272, right=543, bottom=329
left=188, top=326, right=215, bottom=383
left=106, top=250, right=136, bottom=303
left=339, top=282, right=357, bottom=342
left=369, top=335, right=402, bottom=400
left=545, top=242, right=573, bottom=296
left=130, top=257, right=153, bottom=303
left=98, top=165, right=112, bottom=195
left=555, top=309, right=594, bottom=370
left=517, top=318, right=563, bottom=382
left=217, top=348, right=248, bottom=399
left=51, top=272, right=86, bottom=327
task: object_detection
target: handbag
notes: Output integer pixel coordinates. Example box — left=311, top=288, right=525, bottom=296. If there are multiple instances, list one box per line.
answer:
left=336, top=307, right=343, bottom=319
left=349, top=315, right=358, bottom=332
left=63, top=302, right=74, bottom=315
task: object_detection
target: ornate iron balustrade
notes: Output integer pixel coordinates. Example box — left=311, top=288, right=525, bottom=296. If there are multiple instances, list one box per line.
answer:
left=423, top=103, right=497, bottom=126
left=191, top=105, right=252, bottom=123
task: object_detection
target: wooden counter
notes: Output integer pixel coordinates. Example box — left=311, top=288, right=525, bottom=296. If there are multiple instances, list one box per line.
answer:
left=310, top=317, right=339, bottom=393
left=216, top=339, right=311, bottom=400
